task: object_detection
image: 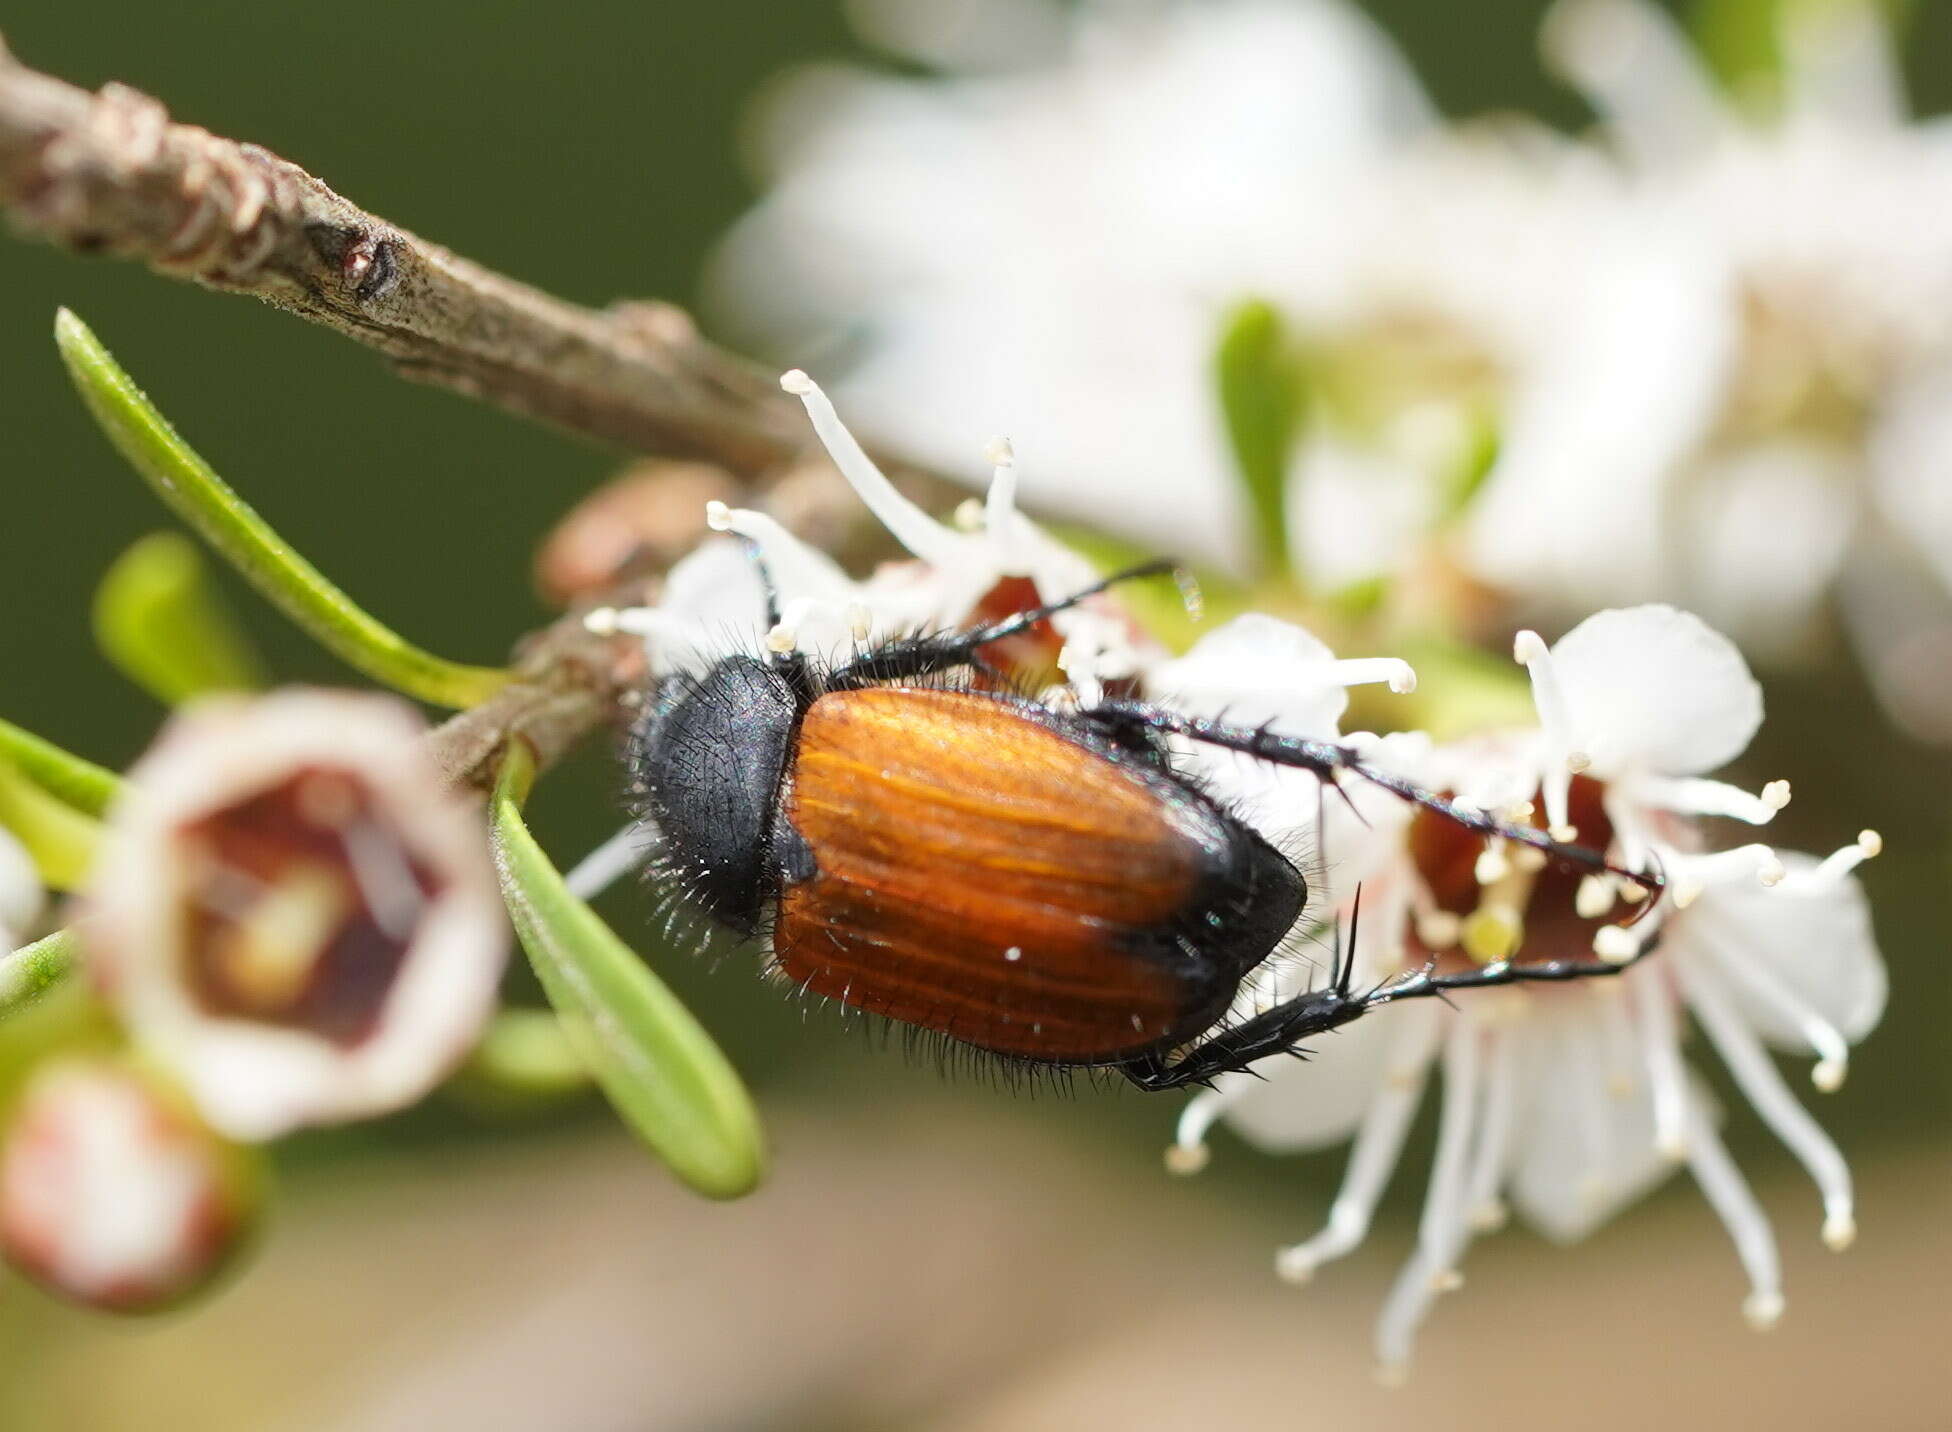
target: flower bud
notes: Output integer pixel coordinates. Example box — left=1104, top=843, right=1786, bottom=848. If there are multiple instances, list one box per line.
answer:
left=86, top=690, right=508, bottom=1140
left=0, top=1057, right=256, bottom=1311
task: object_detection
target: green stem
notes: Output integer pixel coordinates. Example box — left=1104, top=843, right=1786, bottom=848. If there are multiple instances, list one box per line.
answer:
left=0, top=929, right=79, bottom=1023
left=54, top=309, right=511, bottom=709
left=0, top=718, right=122, bottom=818
left=491, top=742, right=765, bottom=1199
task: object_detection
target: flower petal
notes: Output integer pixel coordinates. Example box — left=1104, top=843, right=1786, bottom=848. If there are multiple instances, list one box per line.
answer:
left=1150, top=613, right=1350, bottom=735
left=1550, top=605, right=1762, bottom=776
left=1508, top=1000, right=1694, bottom=1242
left=1221, top=1002, right=1418, bottom=1152
left=1677, top=853, right=1886, bottom=1045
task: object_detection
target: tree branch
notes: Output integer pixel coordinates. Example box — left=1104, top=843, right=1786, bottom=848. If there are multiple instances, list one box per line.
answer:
left=1, top=37, right=970, bottom=794
left=0, top=34, right=844, bottom=474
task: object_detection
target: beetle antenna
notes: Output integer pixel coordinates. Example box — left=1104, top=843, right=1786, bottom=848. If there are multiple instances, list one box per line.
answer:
left=965, top=559, right=1180, bottom=647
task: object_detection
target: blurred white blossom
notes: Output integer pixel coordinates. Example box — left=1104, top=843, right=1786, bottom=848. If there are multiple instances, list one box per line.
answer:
left=1166, top=604, right=1884, bottom=1374
left=711, top=0, right=1952, bottom=734
left=0, top=1058, right=255, bottom=1311
left=84, top=691, right=508, bottom=1141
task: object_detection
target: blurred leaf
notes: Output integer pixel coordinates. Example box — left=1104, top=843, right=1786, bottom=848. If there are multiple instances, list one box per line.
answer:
left=0, top=758, right=100, bottom=891
left=1434, top=405, right=1500, bottom=525
left=490, top=742, right=764, bottom=1199
left=1214, top=299, right=1307, bottom=576
left=93, top=531, right=267, bottom=705
left=1693, top=0, right=1913, bottom=108
left=0, top=719, right=121, bottom=819
left=54, top=310, right=511, bottom=710
left=449, top=1007, right=595, bottom=1116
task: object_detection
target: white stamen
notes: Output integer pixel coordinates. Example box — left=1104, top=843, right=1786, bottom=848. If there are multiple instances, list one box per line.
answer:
left=1638, top=777, right=1791, bottom=825
left=1574, top=874, right=1616, bottom=920
left=1463, top=1032, right=1518, bottom=1235
left=1322, top=657, right=1419, bottom=696
left=709, top=504, right=857, bottom=605
left=1514, top=629, right=1574, bottom=831
left=1684, top=1104, right=1784, bottom=1331
left=765, top=623, right=798, bottom=654
left=847, top=603, right=873, bottom=643
left=982, top=437, right=1028, bottom=577
left=1788, top=832, right=1884, bottom=890
left=1629, top=970, right=1690, bottom=1160
left=1673, top=844, right=1785, bottom=895
left=1683, top=963, right=1856, bottom=1256
left=583, top=605, right=676, bottom=639
left=1697, top=921, right=1851, bottom=1093
left=565, top=821, right=659, bottom=902
left=1166, top=1083, right=1241, bottom=1176
left=1276, top=1012, right=1441, bottom=1283
left=1375, top=1024, right=1480, bottom=1372
left=951, top=498, right=984, bottom=533
left=1474, top=842, right=1510, bottom=887
left=780, top=370, right=962, bottom=566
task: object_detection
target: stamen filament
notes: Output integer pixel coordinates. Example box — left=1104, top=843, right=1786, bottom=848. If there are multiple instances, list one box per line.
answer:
left=1513, top=630, right=1576, bottom=831
left=1681, top=963, right=1856, bottom=1251
left=1697, top=920, right=1851, bottom=1092
left=1376, top=1022, right=1481, bottom=1374
left=1638, top=776, right=1790, bottom=825
left=1276, top=1010, right=1441, bottom=1283
left=1683, top=1104, right=1785, bottom=1331
left=1628, top=969, right=1690, bottom=1159
left=781, top=371, right=962, bottom=565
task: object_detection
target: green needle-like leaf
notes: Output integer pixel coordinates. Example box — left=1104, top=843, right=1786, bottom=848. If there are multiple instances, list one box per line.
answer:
left=490, top=742, right=765, bottom=1199
left=55, top=310, right=511, bottom=709
left=95, top=531, right=268, bottom=705
left=0, top=929, right=79, bottom=1024
left=0, top=757, right=101, bottom=890
left=0, top=718, right=121, bottom=819
left=1214, top=299, right=1307, bottom=577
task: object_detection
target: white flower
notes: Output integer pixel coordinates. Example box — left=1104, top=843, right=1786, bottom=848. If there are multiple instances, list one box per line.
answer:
left=1486, top=0, right=1952, bottom=736
left=712, top=0, right=1952, bottom=740
left=0, top=823, right=43, bottom=950
left=1166, top=605, right=1885, bottom=1375
left=591, top=370, right=1162, bottom=698
left=84, top=690, right=508, bottom=1141
left=706, top=0, right=1437, bottom=570
left=0, top=1057, right=255, bottom=1311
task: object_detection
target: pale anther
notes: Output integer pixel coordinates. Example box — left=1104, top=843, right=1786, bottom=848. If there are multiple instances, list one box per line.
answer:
left=1593, top=925, right=1638, bottom=963
left=1823, top=1212, right=1857, bottom=1252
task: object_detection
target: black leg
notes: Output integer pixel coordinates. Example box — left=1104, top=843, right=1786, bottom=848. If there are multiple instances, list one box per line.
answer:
left=826, top=560, right=1181, bottom=690
left=1088, top=700, right=1664, bottom=898
left=1120, top=923, right=1662, bottom=1091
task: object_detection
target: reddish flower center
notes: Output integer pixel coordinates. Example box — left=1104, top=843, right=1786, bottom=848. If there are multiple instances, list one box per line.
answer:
left=1406, top=774, right=1622, bottom=967
left=176, top=768, right=441, bottom=1048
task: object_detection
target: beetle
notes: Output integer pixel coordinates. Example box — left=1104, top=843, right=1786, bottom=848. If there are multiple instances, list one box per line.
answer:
left=622, top=544, right=1666, bottom=1092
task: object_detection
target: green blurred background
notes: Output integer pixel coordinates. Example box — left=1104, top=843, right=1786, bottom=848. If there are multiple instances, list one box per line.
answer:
left=2, top=2, right=1948, bottom=1427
